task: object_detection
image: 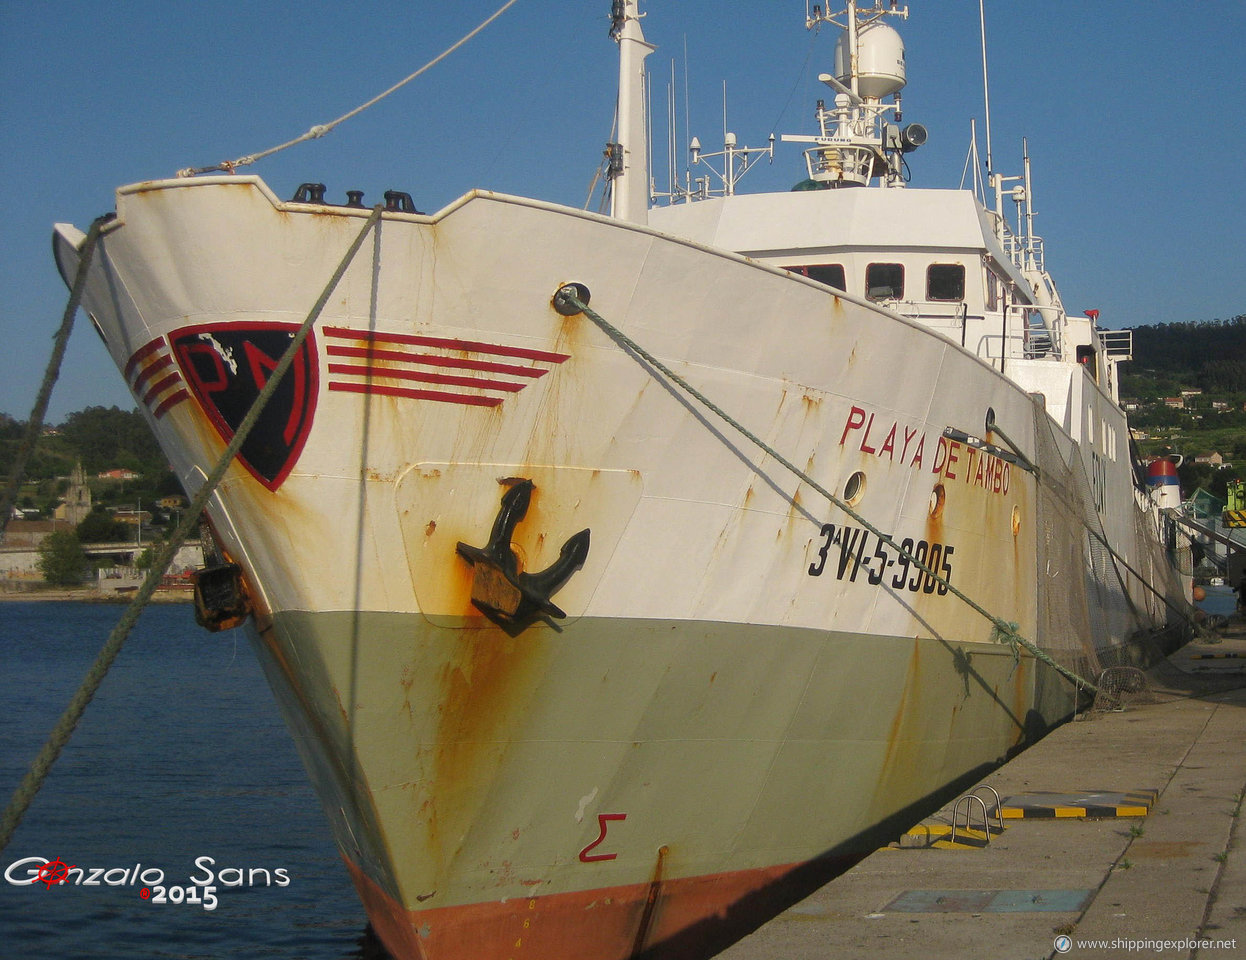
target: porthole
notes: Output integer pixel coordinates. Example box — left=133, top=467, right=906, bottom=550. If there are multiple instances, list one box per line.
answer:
left=844, top=471, right=866, bottom=506
left=929, top=483, right=946, bottom=519
left=1011, top=505, right=1022, bottom=536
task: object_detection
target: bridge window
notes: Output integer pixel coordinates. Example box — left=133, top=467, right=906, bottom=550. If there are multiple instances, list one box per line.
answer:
left=927, top=263, right=965, bottom=301
left=784, top=263, right=846, bottom=291
left=865, top=263, right=904, bottom=301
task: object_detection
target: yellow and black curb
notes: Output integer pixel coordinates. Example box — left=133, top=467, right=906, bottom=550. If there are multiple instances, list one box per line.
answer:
left=997, top=789, right=1158, bottom=819
left=897, top=788, right=1158, bottom=851
left=901, top=822, right=1007, bottom=849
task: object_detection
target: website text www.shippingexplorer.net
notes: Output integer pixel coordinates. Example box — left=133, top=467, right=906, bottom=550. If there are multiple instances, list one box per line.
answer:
left=1053, top=935, right=1238, bottom=954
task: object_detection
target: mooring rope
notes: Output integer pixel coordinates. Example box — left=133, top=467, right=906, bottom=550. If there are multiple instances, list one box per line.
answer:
left=178, top=0, right=522, bottom=178
left=0, top=218, right=106, bottom=541
left=0, top=206, right=383, bottom=854
left=555, top=290, right=1099, bottom=693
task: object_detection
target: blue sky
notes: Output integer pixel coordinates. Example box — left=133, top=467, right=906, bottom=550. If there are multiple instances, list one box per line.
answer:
left=2, top=0, right=1244, bottom=423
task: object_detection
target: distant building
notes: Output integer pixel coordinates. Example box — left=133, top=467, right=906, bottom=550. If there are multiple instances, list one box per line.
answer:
left=1194, top=452, right=1224, bottom=466
left=53, top=461, right=92, bottom=525
left=1163, top=397, right=1184, bottom=409
left=2, top=519, right=73, bottom=548
left=1180, top=389, right=1203, bottom=397
left=97, top=468, right=141, bottom=481
left=112, top=508, right=151, bottom=527
left=157, top=496, right=187, bottom=509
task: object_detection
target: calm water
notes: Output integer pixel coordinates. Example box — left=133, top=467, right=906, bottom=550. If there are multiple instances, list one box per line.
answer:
left=1199, top=583, right=1238, bottom=618
left=0, top=602, right=390, bottom=959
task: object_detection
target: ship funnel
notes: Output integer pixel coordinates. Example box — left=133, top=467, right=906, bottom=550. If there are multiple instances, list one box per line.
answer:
left=1146, top=457, right=1183, bottom=511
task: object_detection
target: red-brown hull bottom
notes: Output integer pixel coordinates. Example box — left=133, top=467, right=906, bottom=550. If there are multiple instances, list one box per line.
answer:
left=344, top=852, right=865, bottom=960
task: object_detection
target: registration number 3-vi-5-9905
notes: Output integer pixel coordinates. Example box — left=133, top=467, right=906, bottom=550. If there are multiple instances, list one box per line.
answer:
left=807, top=523, right=953, bottom=594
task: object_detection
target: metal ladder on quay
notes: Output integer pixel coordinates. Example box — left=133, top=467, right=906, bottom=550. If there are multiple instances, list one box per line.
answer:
left=949, top=783, right=1006, bottom=848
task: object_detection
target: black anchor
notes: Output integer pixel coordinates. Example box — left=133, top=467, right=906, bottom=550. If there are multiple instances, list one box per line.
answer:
left=456, top=479, right=590, bottom=636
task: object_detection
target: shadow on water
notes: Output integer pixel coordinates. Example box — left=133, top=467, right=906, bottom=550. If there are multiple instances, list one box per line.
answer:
left=348, top=924, right=396, bottom=959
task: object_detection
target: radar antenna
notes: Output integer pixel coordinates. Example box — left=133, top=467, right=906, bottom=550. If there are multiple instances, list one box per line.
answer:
left=785, top=2, right=923, bottom=189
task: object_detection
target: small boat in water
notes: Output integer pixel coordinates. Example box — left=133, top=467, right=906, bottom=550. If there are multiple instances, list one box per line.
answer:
left=52, top=3, right=1191, bottom=958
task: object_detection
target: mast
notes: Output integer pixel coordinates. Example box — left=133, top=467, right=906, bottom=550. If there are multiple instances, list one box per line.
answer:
left=784, top=2, right=917, bottom=189
left=610, top=0, right=655, bottom=223
left=846, top=0, right=861, bottom=100
left=979, top=0, right=994, bottom=177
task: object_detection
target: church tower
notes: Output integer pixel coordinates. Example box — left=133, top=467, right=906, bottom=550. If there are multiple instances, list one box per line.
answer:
left=54, top=460, right=92, bottom=525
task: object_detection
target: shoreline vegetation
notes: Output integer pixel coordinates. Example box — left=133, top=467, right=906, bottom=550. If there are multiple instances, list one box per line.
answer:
left=0, top=585, right=191, bottom=603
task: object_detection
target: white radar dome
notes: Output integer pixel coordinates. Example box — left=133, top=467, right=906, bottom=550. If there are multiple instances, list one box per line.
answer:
left=834, top=21, right=906, bottom=100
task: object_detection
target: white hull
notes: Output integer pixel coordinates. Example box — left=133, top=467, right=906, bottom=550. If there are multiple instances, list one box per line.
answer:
left=54, top=175, right=1185, bottom=959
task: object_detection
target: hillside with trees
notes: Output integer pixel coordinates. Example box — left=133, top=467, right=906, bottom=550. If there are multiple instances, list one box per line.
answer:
left=1120, top=314, right=1246, bottom=497
left=0, top=406, right=182, bottom=523
left=1122, top=315, right=1246, bottom=396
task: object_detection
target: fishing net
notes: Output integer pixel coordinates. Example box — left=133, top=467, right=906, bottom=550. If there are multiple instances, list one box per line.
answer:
left=1028, top=396, right=1190, bottom=687
left=1090, top=666, right=1157, bottom=711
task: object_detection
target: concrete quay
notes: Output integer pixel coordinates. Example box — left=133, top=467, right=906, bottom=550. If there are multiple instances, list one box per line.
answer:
left=721, top=617, right=1246, bottom=960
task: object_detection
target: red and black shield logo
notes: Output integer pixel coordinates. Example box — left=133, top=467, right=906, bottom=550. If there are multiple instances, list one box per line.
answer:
left=172, top=323, right=318, bottom=491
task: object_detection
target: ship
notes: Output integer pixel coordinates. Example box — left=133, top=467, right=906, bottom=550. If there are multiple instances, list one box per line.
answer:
left=51, top=3, right=1190, bottom=958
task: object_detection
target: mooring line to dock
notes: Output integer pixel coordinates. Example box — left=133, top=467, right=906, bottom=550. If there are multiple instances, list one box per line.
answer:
left=556, top=290, right=1099, bottom=693
left=0, top=217, right=105, bottom=541
left=0, top=206, right=384, bottom=855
